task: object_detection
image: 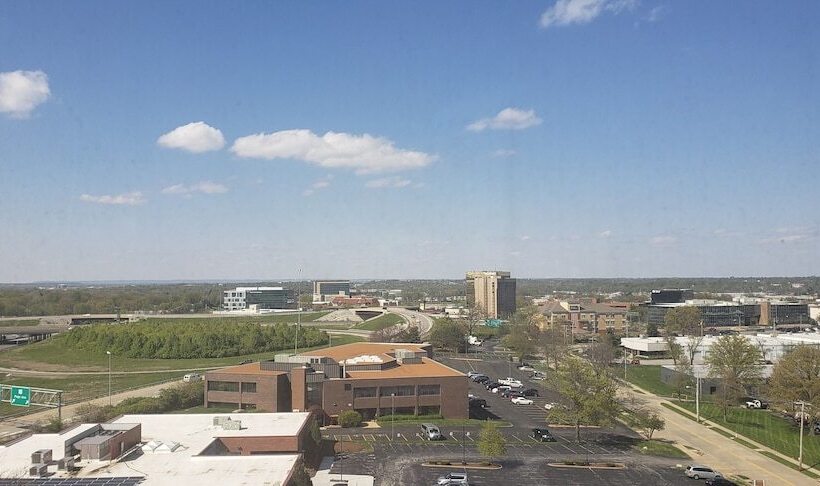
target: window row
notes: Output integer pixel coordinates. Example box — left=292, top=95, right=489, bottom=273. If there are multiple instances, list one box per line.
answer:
left=352, top=384, right=440, bottom=398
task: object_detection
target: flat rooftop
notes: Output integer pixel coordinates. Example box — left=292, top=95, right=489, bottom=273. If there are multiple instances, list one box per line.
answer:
left=300, top=341, right=429, bottom=362
left=209, top=361, right=286, bottom=376
left=0, top=413, right=311, bottom=485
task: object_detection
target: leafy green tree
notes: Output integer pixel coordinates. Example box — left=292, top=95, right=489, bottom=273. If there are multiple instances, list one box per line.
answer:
left=705, top=335, right=762, bottom=421
left=768, top=345, right=820, bottom=412
left=429, top=318, right=467, bottom=352
left=338, top=410, right=362, bottom=428
left=501, top=307, right=541, bottom=358
left=634, top=410, right=665, bottom=440
left=549, top=358, right=620, bottom=442
left=539, top=325, right=568, bottom=369
left=477, top=421, right=506, bottom=464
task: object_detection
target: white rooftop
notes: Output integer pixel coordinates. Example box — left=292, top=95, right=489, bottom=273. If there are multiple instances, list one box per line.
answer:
left=0, top=413, right=311, bottom=486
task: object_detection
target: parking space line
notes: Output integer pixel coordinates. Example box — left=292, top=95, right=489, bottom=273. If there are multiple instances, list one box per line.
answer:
left=510, top=434, right=524, bottom=442
left=555, top=440, right=576, bottom=454
left=574, top=442, right=595, bottom=454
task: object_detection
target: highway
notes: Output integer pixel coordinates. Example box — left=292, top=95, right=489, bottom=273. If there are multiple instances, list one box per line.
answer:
left=386, top=307, right=434, bottom=336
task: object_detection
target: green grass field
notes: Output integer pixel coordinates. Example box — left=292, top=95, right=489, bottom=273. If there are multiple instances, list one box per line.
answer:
left=354, top=313, right=403, bottom=331
left=674, top=401, right=820, bottom=468
left=0, top=334, right=363, bottom=372
left=621, top=365, right=677, bottom=397
left=0, top=319, right=40, bottom=327
left=631, top=439, right=690, bottom=459
left=0, top=371, right=184, bottom=419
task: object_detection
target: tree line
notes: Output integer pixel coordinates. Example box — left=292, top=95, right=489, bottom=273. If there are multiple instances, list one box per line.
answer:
left=56, top=321, right=328, bottom=359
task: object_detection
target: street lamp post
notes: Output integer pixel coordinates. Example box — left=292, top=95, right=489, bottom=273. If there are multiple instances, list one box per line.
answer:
left=797, top=401, right=807, bottom=471
left=106, top=351, right=112, bottom=406
left=391, top=393, right=395, bottom=439
left=461, top=422, right=466, bottom=465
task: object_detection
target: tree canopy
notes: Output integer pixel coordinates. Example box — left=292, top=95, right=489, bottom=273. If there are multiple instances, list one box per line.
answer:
left=705, top=335, right=762, bottom=420
left=768, top=345, right=820, bottom=413
left=57, top=321, right=327, bottom=359
left=429, top=318, right=467, bottom=352
left=477, top=421, right=507, bottom=463
left=549, top=358, right=620, bottom=441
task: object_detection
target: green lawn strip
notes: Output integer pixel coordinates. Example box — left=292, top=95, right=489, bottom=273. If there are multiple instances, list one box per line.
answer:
left=354, top=313, right=404, bottom=331
left=0, top=371, right=185, bottom=418
left=758, top=451, right=820, bottom=479
left=618, top=365, right=677, bottom=397
left=374, top=416, right=511, bottom=427
left=0, top=319, right=40, bottom=327
left=0, top=334, right=363, bottom=372
left=631, top=439, right=690, bottom=459
left=674, top=401, right=820, bottom=467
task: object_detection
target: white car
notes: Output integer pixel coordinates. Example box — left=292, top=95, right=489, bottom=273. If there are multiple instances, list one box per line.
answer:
left=491, top=385, right=511, bottom=394
left=518, top=365, right=535, bottom=372
left=511, top=397, right=534, bottom=405
left=544, top=402, right=557, bottom=410
left=498, top=378, right=523, bottom=387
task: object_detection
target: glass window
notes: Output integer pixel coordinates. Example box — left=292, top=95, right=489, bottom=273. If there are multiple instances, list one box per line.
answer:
left=241, top=382, right=257, bottom=393
left=208, top=381, right=239, bottom=392
left=381, top=385, right=414, bottom=397
left=353, top=387, right=377, bottom=398
left=418, top=384, right=440, bottom=396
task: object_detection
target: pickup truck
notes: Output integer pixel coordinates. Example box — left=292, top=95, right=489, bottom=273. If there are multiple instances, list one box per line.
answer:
left=744, top=399, right=768, bottom=409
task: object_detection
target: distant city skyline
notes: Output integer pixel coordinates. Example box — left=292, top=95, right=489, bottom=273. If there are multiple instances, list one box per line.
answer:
left=1, top=2, right=819, bottom=282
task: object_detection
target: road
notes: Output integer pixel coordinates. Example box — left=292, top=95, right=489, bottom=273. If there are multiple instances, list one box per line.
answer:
left=387, top=307, right=434, bottom=336
left=623, top=382, right=818, bottom=485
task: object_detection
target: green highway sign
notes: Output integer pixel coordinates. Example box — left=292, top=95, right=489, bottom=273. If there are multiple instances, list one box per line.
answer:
left=10, top=386, right=31, bottom=407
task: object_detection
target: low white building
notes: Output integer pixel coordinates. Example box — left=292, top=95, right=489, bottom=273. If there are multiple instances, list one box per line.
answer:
left=622, top=331, right=820, bottom=364
left=0, top=413, right=312, bottom=485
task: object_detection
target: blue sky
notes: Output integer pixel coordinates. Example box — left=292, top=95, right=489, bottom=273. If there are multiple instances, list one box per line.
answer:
left=1, top=1, right=818, bottom=282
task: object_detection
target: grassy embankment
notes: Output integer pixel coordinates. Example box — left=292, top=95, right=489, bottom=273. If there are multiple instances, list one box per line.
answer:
left=354, top=313, right=404, bottom=331
left=0, top=319, right=40, bottom=327
left=673, top=401, right=820, bottom=470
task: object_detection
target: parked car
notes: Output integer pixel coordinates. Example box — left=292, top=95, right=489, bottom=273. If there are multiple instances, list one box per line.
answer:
left=705, top=478, right=735, bottom=486
left=813, top=422, right=820, bottom=435
left=437, top=472, right=469, bottom=485
left=530, top=373, right=546, bottom=381
left=502, top=389, right=523, bottom=399
left=183, top=373, right=202, bottom=382
left=421, top=423, right=444, bottom=441
left=517, top=365, right=535, bottom=372
left=474, top=375, right=490, bottom=384
left=685, top=465, right=722, bottom=480
left=511, top=397, right=534, bottom=405
left=530, top=428, right=556, bottom=442
left=544, top=402, right=557, bottom=410
left=521, top=388, right=540, bottom=397
left=466, top=371, right=482, bottom=379
left=498, top=377, right=523, bottom=387
left=238, top=359, right=253, bottom=365
left=491, top=385, right=511, bottom=394
left=743, top=399, right=768, bottom=409
left=469, top=398, right=487, bottom=408
left=484, top=381, right=500, bottom=390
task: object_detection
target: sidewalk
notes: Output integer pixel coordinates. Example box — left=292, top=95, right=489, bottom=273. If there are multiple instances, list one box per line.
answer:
left=621, top=381, right=819, bottom=485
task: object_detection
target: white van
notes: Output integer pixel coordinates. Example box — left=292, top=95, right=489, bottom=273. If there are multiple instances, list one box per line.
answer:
left=183, top=373, right=202, bottom=382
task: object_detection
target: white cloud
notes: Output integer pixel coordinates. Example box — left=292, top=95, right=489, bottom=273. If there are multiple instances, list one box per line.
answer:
left=161, top=181, right=228, bottom=196
left=157, top=122, right=225, bottom=153
left=467, top=108, right=542, bottom=132
left=599, top=230, right=613, bottom=238
left=520, top=235, right=531, bottom=241
left=491, top=149, right=517, bottom=158
left=79, top=191, right=145, bottom=206
left=0, top=70, right=51, bottom=118
left=365, top=176, right=412, bottom=189
left=539, top=0, right=637, bottom=29
left=649, top=235, right=677, bottom=246
left=303, top=176, right=333, bottom=196
left=231, top=129, right=435, bottom=174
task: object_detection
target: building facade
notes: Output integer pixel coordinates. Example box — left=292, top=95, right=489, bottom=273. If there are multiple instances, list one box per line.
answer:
left=539, top=300, right=628, bottom=335
left=222, top=287, right=296, bottom=311
left=466, top=271, right=516, bottom=319
left=204, top=342, right=468, bottom=422
left=312, top=280, right=351, bottom=303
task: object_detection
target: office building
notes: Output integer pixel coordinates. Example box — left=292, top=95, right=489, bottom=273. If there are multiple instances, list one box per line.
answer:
left=312, top=280, right=351, bottom=303
left=650, top=289, right=694, bottom=305
left=0, top=413, right=313, bottom=485
left=222, top=286, right=296, bottom=311
left=205, top=342, right=468, bottom=421
left=466, top=271, right=516, bottom=319
left=539, top=300, right=628, bottom=335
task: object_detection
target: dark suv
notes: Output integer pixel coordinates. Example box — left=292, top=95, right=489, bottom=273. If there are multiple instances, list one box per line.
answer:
left=530, top=428, right=556, bottom=442
left=521, top=388, right=540, bottom=397
left=469, top=397, right=487, bottom=408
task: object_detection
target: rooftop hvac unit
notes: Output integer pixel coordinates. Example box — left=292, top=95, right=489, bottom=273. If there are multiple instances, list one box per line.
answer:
left=141, top=440, right=161, bottom=453
left=154, top=441, right=181, bottom=453
left=31, top=449, right=52, bottom=464
left=222, top=419, right=242, bottom=430
left=29, top=464, right=48, bottom=477
left=57, top=456, right=74, bottom=471
left=213, top=416, right=231, bottom=426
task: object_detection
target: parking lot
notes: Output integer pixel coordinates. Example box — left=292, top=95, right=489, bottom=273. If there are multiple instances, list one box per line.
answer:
left=321, top=341, right=683, bottom=485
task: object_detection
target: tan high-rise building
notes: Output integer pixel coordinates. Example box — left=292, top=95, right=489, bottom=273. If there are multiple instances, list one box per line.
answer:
left=466, top=271, right=516, bottom=319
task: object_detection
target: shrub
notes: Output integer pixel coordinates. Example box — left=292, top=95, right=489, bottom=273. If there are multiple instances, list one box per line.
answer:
left=338, top=410, right=362, bottom=428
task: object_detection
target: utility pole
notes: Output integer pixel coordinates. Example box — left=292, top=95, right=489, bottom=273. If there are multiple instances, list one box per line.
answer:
left=797, top=401, right=807, bottom=471
left=696, top=375, right=700, bottom=423
left=106, top=351, right=112, bottom=406
left=295, top=269, right=302, bottom=355
left=391, top=393, right=395, bottom=439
